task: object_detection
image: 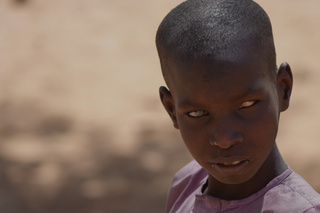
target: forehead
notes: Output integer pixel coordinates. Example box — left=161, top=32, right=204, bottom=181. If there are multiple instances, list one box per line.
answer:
left=165, top=34, right=273, bottom=85
left=171, top=46, right=267, bottom=79
left=169, top=56, right=273, bottom=102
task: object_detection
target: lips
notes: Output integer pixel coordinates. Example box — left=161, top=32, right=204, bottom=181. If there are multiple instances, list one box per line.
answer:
left=220, top=160, right=241, bottom=166
left=212, top=157, right=251, bottom=165
left=210, top=158, right=252, bottom=172
left=216, top=159, right=250, bottom=167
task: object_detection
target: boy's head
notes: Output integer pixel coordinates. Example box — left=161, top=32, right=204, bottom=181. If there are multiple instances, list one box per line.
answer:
left=156, top=0, right=293, bottom=198
left=156, top=0, right=277, bottom=87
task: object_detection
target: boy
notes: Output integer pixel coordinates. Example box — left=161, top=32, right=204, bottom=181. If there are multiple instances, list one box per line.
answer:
left=155, top=0, right=320, bottom=212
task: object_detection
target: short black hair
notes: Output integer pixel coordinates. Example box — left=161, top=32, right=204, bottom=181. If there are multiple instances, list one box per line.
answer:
left=156, top=0, right=277, bottom=85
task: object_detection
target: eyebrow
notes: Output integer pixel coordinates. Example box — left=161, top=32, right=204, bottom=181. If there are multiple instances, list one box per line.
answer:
left=178, top=100, right=203, bottom=109
left=237, top=85, right=265, bottom=98
left=177, top=86, right=265, bottom=108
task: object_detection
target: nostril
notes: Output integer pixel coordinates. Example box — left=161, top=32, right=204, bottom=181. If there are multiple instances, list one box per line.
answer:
left=209, top=132, right=243, bottom=149
left=210, top=139, right=234, bottom=149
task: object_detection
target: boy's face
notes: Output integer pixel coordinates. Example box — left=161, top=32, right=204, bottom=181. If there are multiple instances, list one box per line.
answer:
left=160, top=51, right=292, bottom=185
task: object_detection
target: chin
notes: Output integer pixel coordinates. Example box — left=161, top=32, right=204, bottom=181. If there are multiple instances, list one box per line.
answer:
left=216, top=174, right=254, bottom=185
left=210, top=168, right=258, bottom=185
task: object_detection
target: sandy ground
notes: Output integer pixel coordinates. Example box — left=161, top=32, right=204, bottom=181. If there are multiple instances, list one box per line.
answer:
left=0, top=0, right=319, bottom=212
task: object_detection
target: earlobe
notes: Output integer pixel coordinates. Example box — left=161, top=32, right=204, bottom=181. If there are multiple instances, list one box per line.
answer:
left=277, top=62, right=293, bottom=112
left=159, top=86, right=179, bottom=129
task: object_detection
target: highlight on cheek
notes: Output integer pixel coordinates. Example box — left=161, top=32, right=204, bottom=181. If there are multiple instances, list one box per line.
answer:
left=187, top=110, right=208, bottom=117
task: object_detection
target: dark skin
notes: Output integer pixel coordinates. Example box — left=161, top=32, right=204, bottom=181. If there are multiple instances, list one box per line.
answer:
left=159, top=46, right=293, bottom=200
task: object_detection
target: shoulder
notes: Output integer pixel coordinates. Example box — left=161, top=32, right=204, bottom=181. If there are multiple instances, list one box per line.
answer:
left=166, top=160, right=208, bottom=213
left=264, top=169, right=320, bottom=212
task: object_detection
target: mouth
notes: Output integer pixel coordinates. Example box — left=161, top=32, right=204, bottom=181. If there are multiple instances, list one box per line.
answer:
left=210, top=158, right=252, bottom=173
left=216, top=159, right=251, bottom=167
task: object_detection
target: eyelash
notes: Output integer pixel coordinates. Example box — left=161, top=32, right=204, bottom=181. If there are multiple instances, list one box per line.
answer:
left=187, top=101, right=257, bottom=118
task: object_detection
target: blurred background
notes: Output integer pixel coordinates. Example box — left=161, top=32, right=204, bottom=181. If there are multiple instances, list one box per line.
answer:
left=0, top=0, right=319, bottom=212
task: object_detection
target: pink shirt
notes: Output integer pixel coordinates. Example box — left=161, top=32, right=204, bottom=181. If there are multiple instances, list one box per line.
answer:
left=166, top=160, right=320, bottom=213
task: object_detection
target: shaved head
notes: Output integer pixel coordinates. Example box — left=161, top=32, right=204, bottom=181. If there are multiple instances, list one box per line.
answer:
left=156, top=0, right=277, bottom=86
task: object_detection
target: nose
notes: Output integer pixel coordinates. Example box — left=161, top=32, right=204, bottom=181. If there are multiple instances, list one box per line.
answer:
left=209, top=116, right=244, bottom=149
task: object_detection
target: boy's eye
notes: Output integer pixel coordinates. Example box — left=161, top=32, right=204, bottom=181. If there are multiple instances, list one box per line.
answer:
left=239, top=100, right=256, bottom=109
left=187, top=110, right=208, bottom=118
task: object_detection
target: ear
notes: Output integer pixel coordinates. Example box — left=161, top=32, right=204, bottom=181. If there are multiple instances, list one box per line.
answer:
left=159, top=86, right=179, bottom=129
left=277, top=62, right=293, bottom=112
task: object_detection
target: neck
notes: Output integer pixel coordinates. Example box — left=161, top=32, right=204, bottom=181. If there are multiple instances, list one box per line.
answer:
left=204, top=143, right=287, bottom=200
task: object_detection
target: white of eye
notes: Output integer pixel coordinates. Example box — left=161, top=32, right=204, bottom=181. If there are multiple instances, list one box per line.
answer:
left=239, top=101, right=256, bottom=109
left=188, top=110, right=207, bottom=117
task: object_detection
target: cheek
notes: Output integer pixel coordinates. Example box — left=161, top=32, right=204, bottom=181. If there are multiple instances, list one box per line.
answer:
left=246, top=106, right=279, bottom=146
left=177, top=117, right=209, bottom=156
